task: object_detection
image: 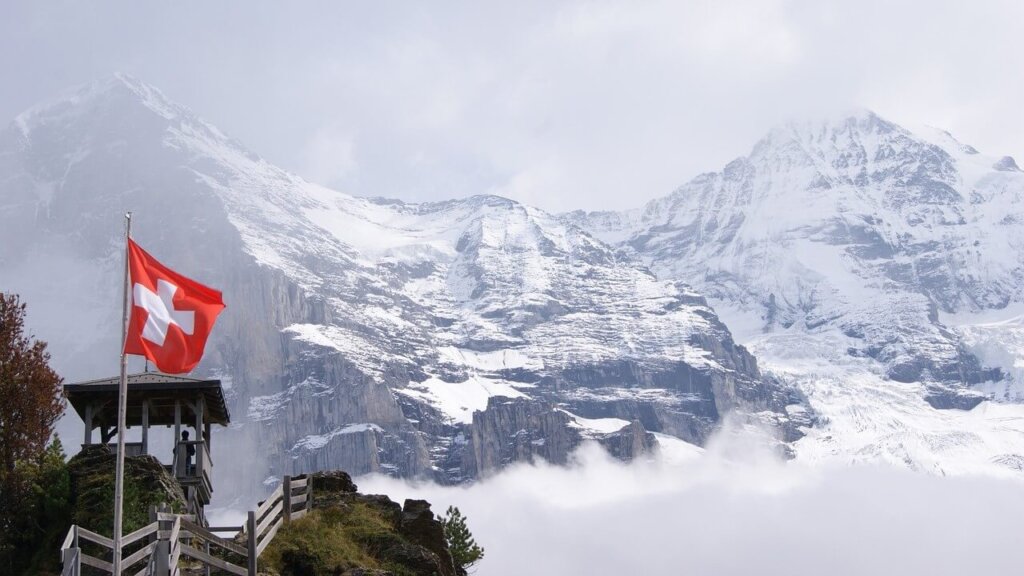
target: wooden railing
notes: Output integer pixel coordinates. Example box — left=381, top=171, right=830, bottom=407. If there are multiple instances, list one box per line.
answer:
left=174, top=441, right=213, bottom=497
left=59, top=474, right=312, bottom=576
left=59, top=518, right=161, bottom=576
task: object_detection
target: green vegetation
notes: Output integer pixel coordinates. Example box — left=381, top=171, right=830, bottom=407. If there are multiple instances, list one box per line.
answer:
left=440, top=506, right=484, bottom=574
left=0, top=293, right=67, bottom=575
left=0, top=443, right=185, bottom=575
left=0, top=439, right=73, bottom=575
left=263, top=502, right=426, bottom=576
left=66, top=445, right=185, bottom=537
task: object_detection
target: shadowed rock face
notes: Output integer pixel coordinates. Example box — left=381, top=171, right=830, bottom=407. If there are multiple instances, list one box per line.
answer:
left=1, top=76, right=808, bottom=494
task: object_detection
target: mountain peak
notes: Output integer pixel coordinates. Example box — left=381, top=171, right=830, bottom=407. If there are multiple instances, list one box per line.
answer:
left=763, top=108, right=900, bottom=146
left=12, top=73, right=190, bottom=138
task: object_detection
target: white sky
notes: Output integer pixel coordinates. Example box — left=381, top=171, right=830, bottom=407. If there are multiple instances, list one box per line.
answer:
left=2, top=0, right=1023, bottom=211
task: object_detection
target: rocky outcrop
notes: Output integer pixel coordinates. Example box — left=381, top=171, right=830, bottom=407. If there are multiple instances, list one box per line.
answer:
left=462, top=398, right=581, bottom=477
left=461, top=397, right=662, bottom=476
left=263, top=471, right=458, bottom=576
left=67, top=445, right=186, bottom=535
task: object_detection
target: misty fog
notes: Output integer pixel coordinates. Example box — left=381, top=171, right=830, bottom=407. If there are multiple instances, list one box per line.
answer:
left=360, top=433, right=1024, bottom=576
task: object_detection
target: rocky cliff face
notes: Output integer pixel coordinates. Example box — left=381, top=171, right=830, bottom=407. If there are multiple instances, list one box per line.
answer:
left=0, top=76, right=808, bottom=494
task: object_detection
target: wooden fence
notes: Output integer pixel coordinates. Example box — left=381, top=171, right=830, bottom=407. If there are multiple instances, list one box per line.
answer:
left=59, top=474, right=312, bottom=576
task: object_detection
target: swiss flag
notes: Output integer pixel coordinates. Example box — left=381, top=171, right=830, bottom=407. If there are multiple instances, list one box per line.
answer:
left=124, top=239, right=225, bottom=374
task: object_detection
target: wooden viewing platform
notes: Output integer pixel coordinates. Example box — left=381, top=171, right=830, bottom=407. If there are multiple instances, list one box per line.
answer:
left=64, top=372, right=232, bottom=522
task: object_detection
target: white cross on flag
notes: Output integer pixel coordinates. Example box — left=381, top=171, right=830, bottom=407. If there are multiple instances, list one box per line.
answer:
left=124, top=239, right=225, bottom=374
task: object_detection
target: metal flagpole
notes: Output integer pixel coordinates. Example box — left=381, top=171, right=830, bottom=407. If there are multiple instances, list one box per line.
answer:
left=113, top=211, right=132, bottom=576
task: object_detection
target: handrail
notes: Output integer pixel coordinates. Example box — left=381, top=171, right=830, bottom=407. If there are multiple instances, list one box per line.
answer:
left=121, top=541, right=157, bottom=572
left=121, top=522, right=158, bottom=547
left=256, top=501, right=283, bottom=537
left=180, top=519, right=248, bottom=557
left=207, top=525, right=244, bottom=532
left=76, top=526, right=114, bottom=549
left=157, top=512, right=194, bottom=522
left=59, top=473, right=314, bottom=576
left=180, top=543, right=247, bottom=576
left=255, top=484, right=283, bottom=520
left=255, top=516, right=282, bottom=557
left=80, top=553, right=114, bottom=573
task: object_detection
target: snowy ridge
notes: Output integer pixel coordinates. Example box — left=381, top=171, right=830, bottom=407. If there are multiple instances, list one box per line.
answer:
left=570, top=110, right=1024, bottom=477
left=0, top=75, right=806, bottom=484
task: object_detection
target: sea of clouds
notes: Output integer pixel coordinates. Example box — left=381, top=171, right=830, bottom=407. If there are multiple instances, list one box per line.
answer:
left=359, top=424, right=1024, bottom=576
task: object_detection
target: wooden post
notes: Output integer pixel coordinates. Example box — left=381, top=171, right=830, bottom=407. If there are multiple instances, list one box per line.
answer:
left=83, top=404, right=93, bottom=446
left=64, top=547, right=81, bottom=576
left=59, top=525, right=82, bottom=575
left=247, top=511, right=258, bottom=576
left=307, top=475, right=313, bottom=511
left=155, top=504, right=170, bottom=576
left=283, top=475, right=292, bottom=524
left=141, top=399, right=150, bottom=455
left=194, top=396, right=203, bottom=435
left=173, top=400, right=181, bottom=475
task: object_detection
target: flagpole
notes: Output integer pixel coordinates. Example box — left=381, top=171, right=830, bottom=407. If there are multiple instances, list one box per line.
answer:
left=113, top=211, right=132, bottom=576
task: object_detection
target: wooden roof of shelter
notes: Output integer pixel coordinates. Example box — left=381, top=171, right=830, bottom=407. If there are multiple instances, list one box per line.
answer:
left=64, top=372, right=231, bottom=428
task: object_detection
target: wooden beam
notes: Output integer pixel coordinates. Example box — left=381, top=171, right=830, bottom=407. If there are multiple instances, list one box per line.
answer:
left=141, top=399, right=149, bottom=455
left=256, top=517, right=283, bottom=558
left=79, top=552, right=114, bottom=573
left=180, top=520, right=248, bottom=557
left=180, top=543, right=248, bottom=576
left=120, top=541, right=157, bottom=572
left=194, top=396, right=202, bottom=434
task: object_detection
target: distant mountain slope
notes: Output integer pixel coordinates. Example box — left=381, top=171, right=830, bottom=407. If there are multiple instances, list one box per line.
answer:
left=568, top=110, right=1024, bottom=475
left=0, top=75, right=807, bottom=492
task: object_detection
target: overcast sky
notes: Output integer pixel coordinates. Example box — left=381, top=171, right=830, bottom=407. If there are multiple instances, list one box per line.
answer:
left=3, top=0, right=1022, bottom=211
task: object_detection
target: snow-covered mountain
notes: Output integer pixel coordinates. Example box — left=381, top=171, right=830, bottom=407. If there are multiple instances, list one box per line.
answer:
left=569, top=110, right=1024, bottom=476
left=0, top=75, right=808, bottom=491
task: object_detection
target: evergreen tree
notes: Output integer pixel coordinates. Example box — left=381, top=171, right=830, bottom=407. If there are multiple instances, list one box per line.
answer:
left=441, top=505, right=484, bottom=574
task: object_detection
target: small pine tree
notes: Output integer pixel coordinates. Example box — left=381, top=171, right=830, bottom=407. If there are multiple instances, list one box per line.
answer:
left=441, top=505, right=484, bottom=574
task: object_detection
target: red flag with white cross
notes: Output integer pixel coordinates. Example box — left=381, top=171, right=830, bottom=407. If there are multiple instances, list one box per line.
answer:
left=124, top=239, right=225, bottom=374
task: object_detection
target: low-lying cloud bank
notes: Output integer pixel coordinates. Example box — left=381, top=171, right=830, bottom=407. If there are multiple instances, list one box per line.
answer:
left=359, top=431, right=1024, bottom=576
